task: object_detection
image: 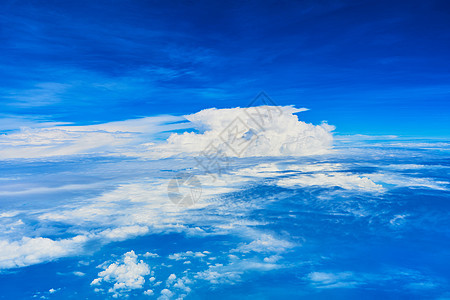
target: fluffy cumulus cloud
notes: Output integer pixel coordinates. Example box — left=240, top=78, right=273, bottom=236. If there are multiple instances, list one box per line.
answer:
left=195, top=267, right=243, bottom=285
left=158, top=288, right=174, bottom=300
left=143, top=289, right=154, bottom=296
left=144, top=252, right=160, bottom=258
left=91, top=251, right=150, bottom=296
left=160, top=273, right=193, bottom=299
left=158, top=106, right=334, bottom=157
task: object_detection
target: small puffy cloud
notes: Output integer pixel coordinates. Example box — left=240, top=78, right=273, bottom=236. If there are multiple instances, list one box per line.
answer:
left=158, top=288, right=174, bottom=300
left=172, top=277, right=192, bottom=294
left=166, top=273, right=177, bottom=285
left=196, top=268, right=242, bottom=285
left=143, top=252, right=159, bottom=258
left=168, top=251, right=207, bottom=261
left=91, top=251, right=150, bottom=296
left=48, top=288, right=59, bottom=294
left=163, top=273, right=193, bottom=298
left=234, top=234, right=294, bottom=254
left=144, top=289, right=154, bottom=296
left=263, top=255, right=282, bottom=263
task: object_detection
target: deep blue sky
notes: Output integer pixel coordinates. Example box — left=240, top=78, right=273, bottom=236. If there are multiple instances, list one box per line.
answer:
left=0, top=0, right=449, bottom=136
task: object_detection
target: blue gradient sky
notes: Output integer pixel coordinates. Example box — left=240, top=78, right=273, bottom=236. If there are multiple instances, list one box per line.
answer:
left=1, top=0, right=449, bottom=137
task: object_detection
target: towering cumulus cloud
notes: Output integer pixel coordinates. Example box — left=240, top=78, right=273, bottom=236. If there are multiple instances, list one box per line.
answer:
left=158, top=106, right=334, bottom=157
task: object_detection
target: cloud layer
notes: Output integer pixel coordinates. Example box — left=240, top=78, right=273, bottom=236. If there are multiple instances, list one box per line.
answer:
left=0, top=105, right=334, bottom=159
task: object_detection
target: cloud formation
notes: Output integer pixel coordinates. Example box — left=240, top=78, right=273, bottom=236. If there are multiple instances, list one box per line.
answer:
left=0, top=235, right=87, bottom=269
left=91, top=251, right=150, bottom=296
left=159, top=106, right=334, bottom=157
left=0, top=105, right=333, bottom=159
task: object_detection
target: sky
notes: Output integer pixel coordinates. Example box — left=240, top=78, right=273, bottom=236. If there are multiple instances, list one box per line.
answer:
left=0, top=0, right=449, bottom=137
left=0, top=2, right=450, bottom=298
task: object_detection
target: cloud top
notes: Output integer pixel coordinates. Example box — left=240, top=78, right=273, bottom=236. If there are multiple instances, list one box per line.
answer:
left=159, top=105, right=334, bottom=157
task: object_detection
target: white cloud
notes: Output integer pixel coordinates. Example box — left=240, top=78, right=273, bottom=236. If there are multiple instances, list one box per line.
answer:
left=6, top=82, right=70, bottom=107
left=0, top=182, right=103, bottom=196
left=263, top=255, right=282, bottom=263
left=155, top=105, right=334, bottom=158
left=162, top=273, right=192, bottom=298
left=48, top=288, right=59, bottom=294
left=306, top=268, right=442, bottom=291
left=168, top=251, right=207, bottom=261
left=0, top=115, right=185, bottom=159
left=101, top=225, right=149, bottom=241
left=166, top=273, right=177, bottom=285
left=158, top=288, right=174, bottom=300
left=234, top=234, right=295, bottom=253
left=276, top=172, right=384, bottom=192
left=0, top=174, right=220, bottom=267
left=0, top=114, right=70, bottom=131
left=196, top=268, right=242, bottom=285
left=195, top=259, right=282, bottom=285
left=366, top=173, right=448, bottom=191
left=2, top=123, right=446, bottom=274
left=143, top=252, right=160, bottom=258
left=0, top=235, right=87, bottom=269
left=91, top=251, right=150, bottom=296
left=307, top=271, right=358, bottom=289
left=195, top=252, right=284, bottom=285
left=172, top=277, right=192, bottom=295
